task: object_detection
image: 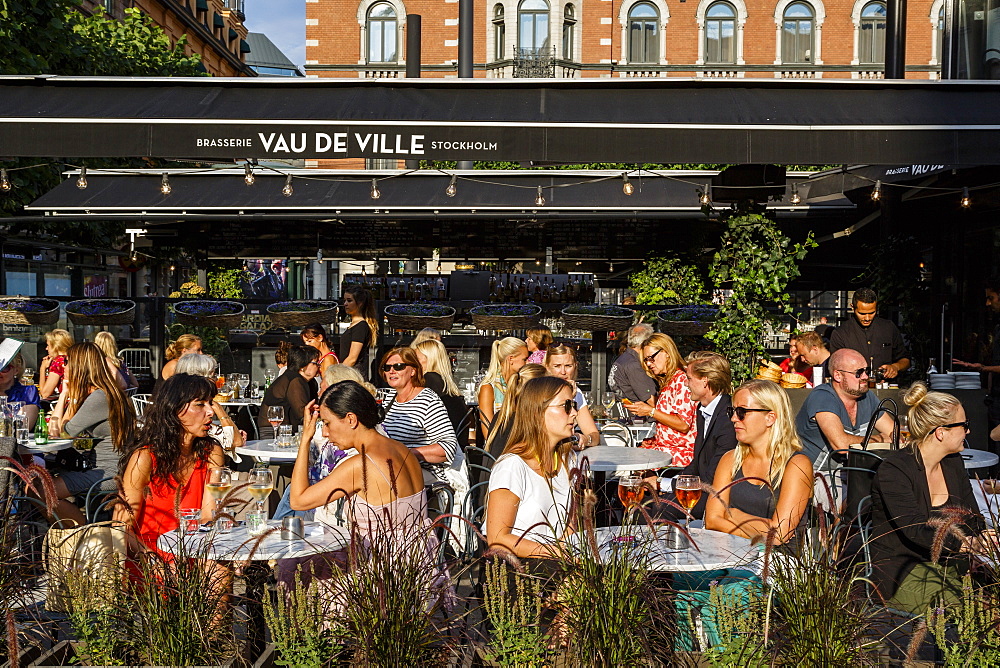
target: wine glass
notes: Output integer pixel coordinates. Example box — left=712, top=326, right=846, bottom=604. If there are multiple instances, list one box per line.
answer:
left=898, top=414, right=910, bottom=444
left=205, top=466, right=232, bottom=522
left=235, top=373, right=249, bottom=400
left=266, top=405, right=284, bottom=435
left=675, top=475, right=702, bottom=529
left=603, top=392, right=618, bottom=421
left=617, top=474, right=645, bottom=522
left=247, top=468, right=273, bottom=517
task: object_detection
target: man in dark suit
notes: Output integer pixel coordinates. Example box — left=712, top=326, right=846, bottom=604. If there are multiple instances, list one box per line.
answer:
left=655, top=351, right=737, bottom=521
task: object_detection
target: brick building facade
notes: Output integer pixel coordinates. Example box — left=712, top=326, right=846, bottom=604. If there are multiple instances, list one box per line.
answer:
left=81, top=0, right=253, bottom=77
left=305, top=0, right=944, bottom=81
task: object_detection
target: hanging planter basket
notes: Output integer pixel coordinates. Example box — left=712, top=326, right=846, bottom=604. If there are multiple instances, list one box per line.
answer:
left=469, top=303, right=541, bottom=331
left=657, top=305, right=719, bottom=337
left=65, top=299, right=136, bottom=326
left=385, top=303, right=456, bottom=331
left=561, top=304, right=635, bottom=332
left=173, top=300, right=245, bottom=329
left=266, top=301, right=339, bottom=328
left=0, top=298, right=60, bottom=326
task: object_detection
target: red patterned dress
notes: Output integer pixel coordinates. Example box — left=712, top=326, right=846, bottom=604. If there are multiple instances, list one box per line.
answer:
left=642, top=369, right=697, bottom=468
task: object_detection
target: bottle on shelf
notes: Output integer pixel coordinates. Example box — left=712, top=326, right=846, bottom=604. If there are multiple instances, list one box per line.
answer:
left=436, top=276, right=446, bottom=300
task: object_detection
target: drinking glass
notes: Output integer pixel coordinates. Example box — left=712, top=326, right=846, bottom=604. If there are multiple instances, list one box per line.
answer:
left=899, top=414, right=910, bottom=443
left=675, top=475, right=702, bottom=529
left=180, top=508, right=201, bottom=535
left=603, top=392, right=618, bottom=420
left=21, top=368, right=34, bottom=385
left=205, top=467, right=232, bottom=530
left=617, top=474, right=645, bottom=522
left=215, top=373, right=226, bottom=390
left=277, top=424, right=294, bottom=449
left=248, top=467, right=274, bottom=517
left=237, top=373, right=250, bottom=399
left=267, top=405, right=284, bottom=434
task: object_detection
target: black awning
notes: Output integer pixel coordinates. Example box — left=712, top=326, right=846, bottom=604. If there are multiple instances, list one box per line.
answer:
left=3, top=76, right=1000, bottom=163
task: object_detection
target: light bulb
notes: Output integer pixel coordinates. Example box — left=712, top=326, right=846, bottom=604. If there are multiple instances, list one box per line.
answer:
left=445, top=175, right=457, bottom=197
left=871, top=180, right=881, bottom=202
left=622, top=173, right=634, bottom=196
left=698, top=186, right=710, bottom=206
left=244, top=163, right=255, bottom=186
left=76, top=166, right=88, bottom=190
left=370, top=179, right=381, bottom=200
left=790, top=185, right=801, bottom=205
left=160, top=173, right=172, bottom=195
left=535, top=186, right=546, bottom=206
left=282, top=175, right=294, bottom=197
left=961, top=187, right=971, bottom=209
left=0, top=169, right=10, bottom=192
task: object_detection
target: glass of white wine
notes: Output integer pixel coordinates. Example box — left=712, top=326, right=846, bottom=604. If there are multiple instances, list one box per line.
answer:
left=205, top=467, right=232, bottom=532
left=248, top=467, right=274, bottom=519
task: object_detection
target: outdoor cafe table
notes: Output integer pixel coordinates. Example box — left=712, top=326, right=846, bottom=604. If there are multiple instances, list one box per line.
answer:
left=579, top=446, right=673, bottom=526
left=235, top=439, right=298, bottom=463
left=158, top=520, right=349, bottom=655
left=569, top=525, right=759, bottom=572
left=963, top=448, right=999, bottom=470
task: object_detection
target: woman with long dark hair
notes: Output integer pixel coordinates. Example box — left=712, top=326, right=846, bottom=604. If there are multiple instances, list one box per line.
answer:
left=340, top=287, right=379, bottom=380
left=118, top=374, right=225, bottom=555
left=301, top=323, right=339, bottom=376
left=258, top=345, right=321, bottom=437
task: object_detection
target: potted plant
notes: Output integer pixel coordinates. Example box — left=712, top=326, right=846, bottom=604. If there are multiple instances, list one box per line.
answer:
left=657, top=305, right=720, bottom=337
left=561, top=304, right=635, bottom=332
left=267, top=300, right=338, bottom=328
left=173, top=300, right=245, bottom=329
left=384, top=303, right=456, bottom=332
left=0, top=298, right=60, bottom=326
left=65, top=299, right=136, bottom=326
left=469, top=303, right=541, bottom=332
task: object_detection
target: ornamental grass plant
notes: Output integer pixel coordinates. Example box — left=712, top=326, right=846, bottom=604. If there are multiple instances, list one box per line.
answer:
left=264, top=571, right=345, bottom=668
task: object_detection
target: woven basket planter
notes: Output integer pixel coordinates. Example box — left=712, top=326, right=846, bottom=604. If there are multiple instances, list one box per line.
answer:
left=658, top=307, right=718, bottom=337
left=174, top=300, right=245, bottom=329
left=267, top=301, right=338, bottom=328
left=0, top=298, right=60, bottom=326
left=385, top=304, right=456, bottom=331
left=470, top=304, right=541, bottom=331
left=66, top=299, right=136, bottom=326
left=561, top=306, right=635, bottom=332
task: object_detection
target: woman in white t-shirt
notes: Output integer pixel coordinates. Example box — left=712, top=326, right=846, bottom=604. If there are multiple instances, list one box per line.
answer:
left=487, top=376, right=578, bottom=558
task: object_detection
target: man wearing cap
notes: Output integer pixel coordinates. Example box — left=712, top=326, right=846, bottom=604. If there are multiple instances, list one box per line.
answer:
left=829, top=288, right=910, bottom=380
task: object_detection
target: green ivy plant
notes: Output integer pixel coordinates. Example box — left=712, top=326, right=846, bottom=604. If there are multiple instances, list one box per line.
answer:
left=707, top=213, right=816, bottom=384
left=630, top=255, right=707, bottom=306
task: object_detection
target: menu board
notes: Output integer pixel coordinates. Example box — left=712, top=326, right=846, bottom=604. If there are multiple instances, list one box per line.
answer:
left=332, top=220, right=436, bottom=257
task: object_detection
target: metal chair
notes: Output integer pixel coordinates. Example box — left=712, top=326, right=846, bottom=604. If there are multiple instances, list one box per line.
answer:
left=464, top=446, right=496, bottom=487
left=84, top=477, right=119, bottom=523
left=460, top=480, right=491, bottom=562
left=426, top=481, right=456, bottom=563
left=131, top=394, right=152, bottom=418
left=119, top=348, right=153, bottom=379
left=600, top=422, right=634, bottom=447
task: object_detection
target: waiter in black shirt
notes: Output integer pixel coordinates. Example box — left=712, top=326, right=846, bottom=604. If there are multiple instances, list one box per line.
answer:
left=829, top=288, right=910, bottom=379
left=953, top=280, right=1000, bottom=450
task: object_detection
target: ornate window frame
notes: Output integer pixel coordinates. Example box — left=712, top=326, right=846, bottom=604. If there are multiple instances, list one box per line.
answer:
left=696, top=0, right=747, bottom=66
left=357, top=0, right=406, bottom=66
left=620, top=0, right=670, bottom=65
left=773, top=0, right=824, bottom=67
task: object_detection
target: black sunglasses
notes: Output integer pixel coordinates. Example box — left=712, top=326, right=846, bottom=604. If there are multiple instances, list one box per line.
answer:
left=837, top=367, right=869, bottom=379
left=643, top=349, right=662, bottom=364
left=938, top=420, right=970, bottom=431
left=726, top=406, right=771, bottom=421
left=547, top=399, right=576, bottom=415
left=381, top=362, right=413, bottom=372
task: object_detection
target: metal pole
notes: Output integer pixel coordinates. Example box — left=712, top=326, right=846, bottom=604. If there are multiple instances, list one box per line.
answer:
left=405, top=15, right=422, bottom=170
left=457, top=0, right=474, bottom=170
left=884, top=0, right=907, bottom=79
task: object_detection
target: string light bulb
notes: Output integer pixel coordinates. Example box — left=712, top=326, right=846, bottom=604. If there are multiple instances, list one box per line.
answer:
left=961, top=187, right=971, bottom=209
left=790, top=184, right=801, bottom=205
left=622, top=173, right=634, bottom=196
left=244, top=163, right=255, bottom=186
left=0, top=169, right=10, bottom=192
left=370, top=179, right=381, bottom=200
left=76, top=166, right=88, bottom=190
left=159, top=173, right=172, bottom=195
left=871, top=179, right=881, bottom=202
left=534, top=186, right=546, bottom=206
left=445, top=175, right=457, bottom=197
left=698, top=185, right=711, bottom=206
left=282, top=175, right=294, bottom=197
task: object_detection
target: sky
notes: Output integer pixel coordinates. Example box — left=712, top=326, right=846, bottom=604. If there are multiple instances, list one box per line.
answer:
left=243, top=0, right=306, bottom=69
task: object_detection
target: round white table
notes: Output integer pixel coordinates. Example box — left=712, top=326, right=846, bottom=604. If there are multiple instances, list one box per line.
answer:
left=962, top=448, right=999, bottom=470
left=572, top=525, right=759, bottom=573
left=581, top=445, right=673, bottom=474
left=235, top=439, right=298, bottom=462
left=220, top=399, right=262, bottom=408
left=16, top=438, right=74, bottom=455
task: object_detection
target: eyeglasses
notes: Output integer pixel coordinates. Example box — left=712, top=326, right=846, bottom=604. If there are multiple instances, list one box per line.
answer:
left=726, top=406, right=772, bottom=421
left=643, top=349, right=662, bottom=364
left=836, top=367, right=869, bottom=379
left=308, top=360, right=320, bottom=367
left=0, top=365, right=12, bottom=374
left=938, top=420, right=970, bottom=432
left=381, top=362, right=413, bottom=372
left=547, top=399, right=577, bottom=415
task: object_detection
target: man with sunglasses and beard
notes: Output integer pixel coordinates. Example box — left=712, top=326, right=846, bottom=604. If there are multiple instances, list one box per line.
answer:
left=794, top=348, right=896, bottom=470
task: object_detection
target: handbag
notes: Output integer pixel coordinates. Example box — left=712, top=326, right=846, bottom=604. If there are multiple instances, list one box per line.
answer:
left=53, top=447, right=93, bottom=472
left=42, top=521, right=126, bottom=612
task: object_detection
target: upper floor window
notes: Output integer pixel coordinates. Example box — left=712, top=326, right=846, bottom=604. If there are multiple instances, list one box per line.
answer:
left=936, top=5, right=945, bottom=62
left=518, top=0, right=550, bottom=56
left=494, top=5, right=506, bottom=61
left=628, top=2, right=660, bottom=63
left=563, top=4, right=576, bottom=60
left=705, top=2, right=737, bottom=64
left=781, top=2, right=814, bottom=64
left=367, top=3, right=398, bottom=63
left=859, top=1, right=886, bottom=64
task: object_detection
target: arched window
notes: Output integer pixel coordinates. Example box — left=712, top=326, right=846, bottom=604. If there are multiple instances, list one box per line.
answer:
left=936, top=5, right=945, bottom=63
left=781, top=2, right=814, bottom=64
left=563, top=4, right=576, bottom=60
left=494, top=4, right=506, bottom=61
left=859, top=1, right=886, bottom=64
left=518, top=0, right=550, bottom=56
left=628, top=3, right=660, bottom=63
left=367, top=3, right=397, bottom=63
left=705, top=2, right=737, bottom=64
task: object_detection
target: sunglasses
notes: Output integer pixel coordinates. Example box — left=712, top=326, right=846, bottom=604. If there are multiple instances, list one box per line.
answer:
left=381, top=362, right=413, bottom=372
left=837, top=367, right=869, bottom=379
left=726, top=406, right=771, bottom=421
left=938, top=420, right=970, bottom=431
left=547, top=399, right=577, bottom=415
left=643, top=349, right=662, bottom=364
left=0, top=365, right=11, bottom=374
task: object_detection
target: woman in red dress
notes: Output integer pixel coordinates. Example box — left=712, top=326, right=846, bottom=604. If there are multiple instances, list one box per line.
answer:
left=118, top=373, right=225, bottom=558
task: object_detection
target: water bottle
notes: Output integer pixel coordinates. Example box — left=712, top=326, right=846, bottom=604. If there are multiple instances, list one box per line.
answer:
left=34, top=409, right=48, bottom=445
